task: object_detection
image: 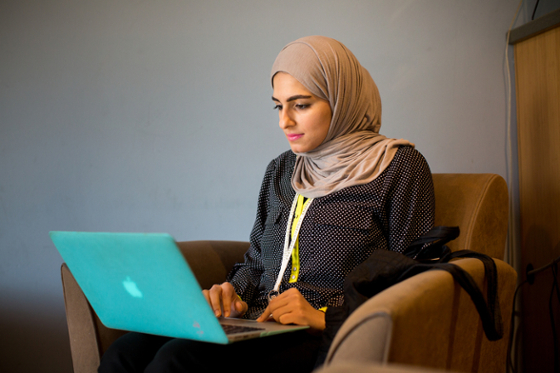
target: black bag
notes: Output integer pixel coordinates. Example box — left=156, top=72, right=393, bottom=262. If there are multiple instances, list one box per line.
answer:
left=315, top=226, right=503, bottom=367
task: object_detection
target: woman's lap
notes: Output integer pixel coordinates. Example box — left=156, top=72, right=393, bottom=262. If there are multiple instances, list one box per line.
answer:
left=99, top=330, right=322, bottom=373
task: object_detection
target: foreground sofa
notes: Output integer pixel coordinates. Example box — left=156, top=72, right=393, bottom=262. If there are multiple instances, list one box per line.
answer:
left=60, top=173, right=515, bottom=373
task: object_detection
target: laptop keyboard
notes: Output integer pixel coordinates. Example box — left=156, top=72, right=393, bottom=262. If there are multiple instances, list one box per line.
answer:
left=221, top=324, right=265, bottom=335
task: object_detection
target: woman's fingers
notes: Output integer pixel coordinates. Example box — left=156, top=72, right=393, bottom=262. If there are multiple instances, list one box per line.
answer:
left=234, top=297, right=249, bottom=316
left=203, top=282, right=247, bottom=318
left=256, top=305, right=274, bottom=322
left=256, top=288, right=326, bottom=331
left=207, top=284, right=225, bottom=317
left=256, top=290, right=294, bottom=322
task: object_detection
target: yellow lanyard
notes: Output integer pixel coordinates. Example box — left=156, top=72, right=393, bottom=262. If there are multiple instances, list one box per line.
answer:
left=268, top=193, right=314, bottom=301
left=289, top=194, right=311, bottom=283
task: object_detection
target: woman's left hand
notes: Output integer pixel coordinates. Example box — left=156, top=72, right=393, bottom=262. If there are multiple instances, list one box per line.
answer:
left=256, top=288, right=326, bottom=331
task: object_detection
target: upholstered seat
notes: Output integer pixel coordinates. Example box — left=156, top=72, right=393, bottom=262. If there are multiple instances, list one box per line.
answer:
left=60, top=173, right=515, bottom=373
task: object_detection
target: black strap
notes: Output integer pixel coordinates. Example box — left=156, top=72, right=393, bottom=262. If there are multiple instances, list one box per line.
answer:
left=403, top=226, right=459, bottom=260
left=438, top=250, right=502, bottom=340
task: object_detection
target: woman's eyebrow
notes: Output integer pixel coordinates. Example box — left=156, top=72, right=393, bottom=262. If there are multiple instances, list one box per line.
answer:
left=271, top=95, right=313, bottom=102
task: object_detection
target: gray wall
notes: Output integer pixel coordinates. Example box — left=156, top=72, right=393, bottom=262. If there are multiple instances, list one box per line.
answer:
left=0, top=0, right=553, bottom=372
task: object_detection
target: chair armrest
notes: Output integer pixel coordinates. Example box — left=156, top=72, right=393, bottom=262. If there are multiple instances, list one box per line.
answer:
left=325, top=258, right=516, bottom=372
left=61, top=240, right=249, bottom=373
left=61, top=263, right=107, bottom=373
left=325, top=310, right=393, bottom=365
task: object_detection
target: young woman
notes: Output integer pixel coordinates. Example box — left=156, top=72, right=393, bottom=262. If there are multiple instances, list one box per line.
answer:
left=99, top=35, right=434, bottom=373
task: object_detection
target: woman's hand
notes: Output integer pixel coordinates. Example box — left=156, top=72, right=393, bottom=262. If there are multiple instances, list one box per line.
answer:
left=256, top=288, right=326, bottom=331
left=202, top=282, right=248, bottom=318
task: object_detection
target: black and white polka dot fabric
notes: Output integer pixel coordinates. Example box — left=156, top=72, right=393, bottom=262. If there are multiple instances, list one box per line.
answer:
left=227, top=146, right=435, bottom=320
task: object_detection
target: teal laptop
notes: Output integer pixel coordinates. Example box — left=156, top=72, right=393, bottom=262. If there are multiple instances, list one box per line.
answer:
left=50, top=231, right=308, bottom=344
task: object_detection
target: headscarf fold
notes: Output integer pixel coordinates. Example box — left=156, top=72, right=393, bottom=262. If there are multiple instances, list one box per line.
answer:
left=271, top=36, right=413, bottom=198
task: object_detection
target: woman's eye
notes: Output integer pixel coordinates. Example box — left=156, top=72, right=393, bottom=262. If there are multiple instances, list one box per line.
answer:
left=273, top=104, right=282, bottom=111
left=295, top=103, right=310, bottom=110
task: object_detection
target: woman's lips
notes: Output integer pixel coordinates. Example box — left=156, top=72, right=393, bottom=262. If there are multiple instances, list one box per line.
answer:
left=287, top=133, right=303, bottom=141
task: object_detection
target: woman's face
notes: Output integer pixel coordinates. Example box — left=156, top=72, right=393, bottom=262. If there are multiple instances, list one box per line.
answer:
left=272, top=72, right=332, bottom=153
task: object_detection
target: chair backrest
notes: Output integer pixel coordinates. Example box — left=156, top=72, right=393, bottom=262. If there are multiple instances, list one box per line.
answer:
left=432, top=173, right=508, bottom=259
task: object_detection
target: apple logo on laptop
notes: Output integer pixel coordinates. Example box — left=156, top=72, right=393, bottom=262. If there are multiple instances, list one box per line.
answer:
left=123, top=276, right=143, bottom=298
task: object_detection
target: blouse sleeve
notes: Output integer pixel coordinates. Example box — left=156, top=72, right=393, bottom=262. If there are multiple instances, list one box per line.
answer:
left=225, top=159, right=275, bottom=303
left=383, top=147, right=435, bottom=253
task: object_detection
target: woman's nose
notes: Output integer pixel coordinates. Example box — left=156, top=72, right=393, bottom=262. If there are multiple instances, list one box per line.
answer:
left=278, top=110, right=295, bottom=129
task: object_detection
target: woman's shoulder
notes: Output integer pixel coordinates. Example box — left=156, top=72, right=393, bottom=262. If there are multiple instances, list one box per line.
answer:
left=259, top=150, right=297, bottom=185
left=394, top=145, right=426, bottom=159
left=267, top=149, right=297, bottom=170
left=275, top=149, right=297, bottom=162
left=392, top=146, right=431, bottom=173
left=377, top=146, right=433, bottom=188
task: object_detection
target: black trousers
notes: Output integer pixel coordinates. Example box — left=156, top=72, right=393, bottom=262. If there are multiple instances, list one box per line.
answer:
left=98, top=330, right=323, bottom=373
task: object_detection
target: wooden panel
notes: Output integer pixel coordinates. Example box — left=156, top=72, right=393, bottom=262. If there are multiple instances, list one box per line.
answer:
left=514, top=25, right=560, bottom=373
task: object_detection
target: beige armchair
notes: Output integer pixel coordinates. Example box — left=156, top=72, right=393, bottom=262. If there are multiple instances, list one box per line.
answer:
left=60, top=173, right=515, bottom=373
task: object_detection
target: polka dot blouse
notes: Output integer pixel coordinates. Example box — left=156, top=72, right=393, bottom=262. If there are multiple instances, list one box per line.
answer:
left=227, top=146, right=435, bottom=320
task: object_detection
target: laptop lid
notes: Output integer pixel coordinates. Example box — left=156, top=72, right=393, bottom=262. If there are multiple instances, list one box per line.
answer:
left=51, top=231, right=307, bottom=344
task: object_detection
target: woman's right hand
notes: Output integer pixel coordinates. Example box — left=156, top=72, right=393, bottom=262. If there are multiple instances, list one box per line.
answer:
left=202, top=282, right=248, bottom=318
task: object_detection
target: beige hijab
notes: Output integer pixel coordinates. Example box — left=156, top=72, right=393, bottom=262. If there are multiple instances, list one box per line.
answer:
left=271, top=36, right=413, bottom=199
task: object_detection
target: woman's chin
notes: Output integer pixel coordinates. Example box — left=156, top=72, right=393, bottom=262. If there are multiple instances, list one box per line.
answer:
left=289, top=143, right=318, bottom=154
left=289, top=146, right=307, bottom=153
